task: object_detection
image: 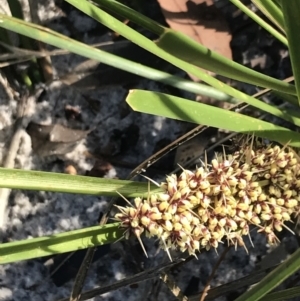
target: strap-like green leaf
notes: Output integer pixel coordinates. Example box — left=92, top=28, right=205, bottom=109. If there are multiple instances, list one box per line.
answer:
left=252, top=0, right=285, bottom=33
left=67, top=0, right=296, bottom=95
left=0, top=14, right=238, bottom=103
left=0, top=223, right=122, bottom=264
left=0, top=168, right=162, bottom=197
left=281, top=1, right=300, bottom=105
left=126, top=90, right=300, bottom=147
left=234, top=247, right=300, bottom=301
left=230, top=0, right=287, bottom=45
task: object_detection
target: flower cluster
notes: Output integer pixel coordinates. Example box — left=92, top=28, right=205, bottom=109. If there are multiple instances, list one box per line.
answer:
left=115, top=142, right=300, bottom=257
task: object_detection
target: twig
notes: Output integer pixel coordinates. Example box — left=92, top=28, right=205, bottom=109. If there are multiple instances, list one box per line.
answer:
left=160, top=272, right=189, bottom=301
left=70, top=198, right=119, bottom=300
left=58, top=259, right=183, bottom=301
left=0, top=70, right=16, bottom=100
left=199, top=247, right=231, bottom=301
left=190, top=264, right=279, bottom=301
left=58, top=261, right=279, bottom=301
left=0, top=92, right=28, bottom=228
left=0, top=40, right=129, bottom=64
left=28, top=0, right=53, bottom=82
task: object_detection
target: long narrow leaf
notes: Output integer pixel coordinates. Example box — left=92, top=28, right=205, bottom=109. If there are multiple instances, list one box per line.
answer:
left=89, top=0, right=295, bottom=94
left=272, top=90, right=298, bottom=106
left=92, top=0, right=165, bottom=35
left=67, top=0, right=296, bottom=95
left=156, top=30, right=291, bottom=93
left=126, top=90, right=300, bottom=147
left=0, top=14, right=238, bottom=103
left=0, top=223, right=122, bottom=264
left=281, top=1, right=300, bottom=105
left=259, top=286, right=300, bottom=301
left=0, top=13, right=298, bottom=126
left=0, top=168, right=162, bottom=197
left=64, top=1, right=300, bottom=127
left=252, top=0, right=285, bottom=33
left=234, top=247, right=300, bottom=301
left=230, top=0, right=287, bottom=45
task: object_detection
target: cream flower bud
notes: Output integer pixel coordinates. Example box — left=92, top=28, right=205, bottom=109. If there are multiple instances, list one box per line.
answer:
left=245, top=208, right=253, bottom=220
left=189, top=180, right=198, bottom=189
left=141, top=216, right=150, bottom=227
left=274, top=221, right=282, bottom=232
left=258, top=193, right=267, bottom=202
left=261, top=204, right=271, bottom=213
left=261, top=213, right=272, bottom=221
left=150, top=194, right=158, bottom=206
left=134, top=197, right=142, bottom=208
left=200, top=180, right=210, bottom=191
left=174, top=222, right=183, bottom=231
left=283, top=190, right=293, bottom=199
left=131, top=219, right=139, bottom=228
left=164, top=220, right=173, bottom=231
left=251, top=215, right=261, bottom=225
left=270, top=166, right=277, bottom=175
left=276, top=198, right=285, bottom=206
left=129, top=208, right=137, bottom=217
left=195, top=167, right=205, bottom=178
left=173, top=191, right=182, bottom=201
left=158, top=201, right=169, bottom=212
left=211, top=159, right=219, bottom=169
left=212, top=185, right=221, bottom=195
left=162, top=212, right=172, bottom=220
left=282, top=212, right=291, bottom=221
left=148, top=224, right=163, bottom=236
left=289, top=158, right=297, bottom=166
left=180, top=215, right=190, bottom=228
left=254, top=204, right=261, bottom=214
left=178, top=180, right=188, bottom=190
left=237, top=209, right=245, bottom=218
left=189, top=195, right=201, bottom=206
left=237, top=202, right=249, bottom=211
left=141, top=203, right=150, bottom=215
left=228, top=177, right=238, bottom=187
left=150, top=212, right=162, bottom=220
left=285, top=199, right=298, bottom=208
left=191, top=240, right=200, bottom=252
left=227, top=219, right=237, bottom=230
left=273, top=207, right=282, bottom=214
left=273, top=213, right=282, bottom=220
left=238, top=179, right=247, bottom=189
left=157, top=193, right=170, bottom=202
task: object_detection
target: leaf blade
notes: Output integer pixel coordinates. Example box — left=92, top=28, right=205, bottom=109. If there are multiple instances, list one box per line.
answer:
left=0, top=168, right=162, bottom=197
left=0, top=223, right=122, bottom=264
left=126, top=90, right=300, bottom=147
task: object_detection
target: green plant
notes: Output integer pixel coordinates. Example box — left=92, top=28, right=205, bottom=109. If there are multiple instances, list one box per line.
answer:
left=1, top=0, right=300, bottom=300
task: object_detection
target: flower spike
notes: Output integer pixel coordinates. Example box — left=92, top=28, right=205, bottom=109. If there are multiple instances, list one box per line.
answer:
left=115, top=141, right=300, bottom=258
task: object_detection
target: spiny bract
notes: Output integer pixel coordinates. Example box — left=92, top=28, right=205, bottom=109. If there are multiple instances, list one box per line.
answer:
left=115, top=142, right=300, bottom=257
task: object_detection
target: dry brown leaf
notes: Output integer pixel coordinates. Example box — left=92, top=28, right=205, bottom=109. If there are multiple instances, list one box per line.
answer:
left=156, top=0, right=232, bottom=60
left=26, top=122, right=92, bottom=156
left=88, top=159, right=114, bottom=177
left=156, top=0, right=232, bottom=168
